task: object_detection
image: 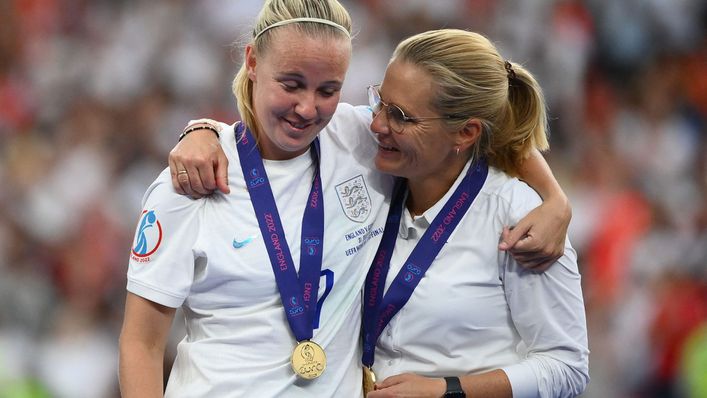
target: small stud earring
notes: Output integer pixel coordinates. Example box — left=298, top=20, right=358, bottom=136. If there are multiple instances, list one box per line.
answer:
left=454, top=146, right=460, bottom=156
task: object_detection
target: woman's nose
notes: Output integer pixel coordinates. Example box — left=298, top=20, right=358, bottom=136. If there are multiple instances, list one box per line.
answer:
left=294, top=91, right=317, bottom=120
left=370, top=109, right=389, bottom=135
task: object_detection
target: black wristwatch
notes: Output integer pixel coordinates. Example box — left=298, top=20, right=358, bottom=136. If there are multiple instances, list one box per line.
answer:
left=443, top=376, right=466, bottom=398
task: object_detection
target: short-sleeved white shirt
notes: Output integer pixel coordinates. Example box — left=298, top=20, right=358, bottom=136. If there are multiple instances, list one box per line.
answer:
left=373, top=163, right=590, bottom=397
left=127, top=103, right=393, bottom=397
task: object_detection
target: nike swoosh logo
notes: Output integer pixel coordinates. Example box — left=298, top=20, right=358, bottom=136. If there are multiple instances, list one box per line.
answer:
left=233, top=236, right=255, bottom=249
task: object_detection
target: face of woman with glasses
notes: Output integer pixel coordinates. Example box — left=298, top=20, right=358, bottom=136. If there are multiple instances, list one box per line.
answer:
left=369, top=59, right=461, bottom=181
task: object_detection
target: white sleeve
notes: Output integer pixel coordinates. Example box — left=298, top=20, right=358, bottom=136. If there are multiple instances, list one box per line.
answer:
left=126, top=168, right=206, bottom=308
left=499, top=182, right=590, bottom=398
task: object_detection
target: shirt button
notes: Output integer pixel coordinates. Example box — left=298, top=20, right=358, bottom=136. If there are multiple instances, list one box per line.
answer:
left=386, top=329, right=392, bottom=336
left=388, top=360, right=394, bottom=366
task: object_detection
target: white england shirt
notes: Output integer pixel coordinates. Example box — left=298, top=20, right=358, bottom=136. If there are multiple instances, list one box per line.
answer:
left=127, top=103, right=392, bottom=397
left=374, top=163, right=590, bottom=398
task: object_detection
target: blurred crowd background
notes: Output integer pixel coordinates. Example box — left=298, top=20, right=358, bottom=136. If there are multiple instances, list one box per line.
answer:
left=0, top=0, right=706, bottom=397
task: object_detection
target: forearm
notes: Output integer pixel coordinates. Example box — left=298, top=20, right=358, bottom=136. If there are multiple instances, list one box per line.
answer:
left=518, top=149, right=567, bottom=205
left=458, top=369, right=513, bottom=398
left=119, top=342, right=166, bottom=398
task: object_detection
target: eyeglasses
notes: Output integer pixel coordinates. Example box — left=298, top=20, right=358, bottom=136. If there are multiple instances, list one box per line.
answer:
left=367, top=84, right=452, bottom=134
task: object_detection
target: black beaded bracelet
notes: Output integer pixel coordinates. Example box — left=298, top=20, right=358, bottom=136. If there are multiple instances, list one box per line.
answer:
left=178, top=124, right=220, bottom=142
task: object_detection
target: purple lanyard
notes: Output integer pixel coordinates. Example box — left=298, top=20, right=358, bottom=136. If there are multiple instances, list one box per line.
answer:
left=235, top=123, right=324, bottom=342
left=361, top=160, right=488, bottom=367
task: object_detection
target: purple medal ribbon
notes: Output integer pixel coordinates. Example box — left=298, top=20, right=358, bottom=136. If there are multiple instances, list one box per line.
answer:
left=235, top=123, right=324, bottom=342
left=362, top=160, right=488, bottom=367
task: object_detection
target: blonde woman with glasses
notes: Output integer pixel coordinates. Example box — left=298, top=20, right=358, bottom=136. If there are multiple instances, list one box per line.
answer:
left=360, top=30, right=588, bottom=397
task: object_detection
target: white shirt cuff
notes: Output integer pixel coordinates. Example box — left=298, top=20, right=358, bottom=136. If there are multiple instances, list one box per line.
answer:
left=502, top=362, right=539, bottom=398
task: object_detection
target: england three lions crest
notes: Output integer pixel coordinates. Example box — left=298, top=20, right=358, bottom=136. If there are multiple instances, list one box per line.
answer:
left=336, top=175, right=371, bottom=223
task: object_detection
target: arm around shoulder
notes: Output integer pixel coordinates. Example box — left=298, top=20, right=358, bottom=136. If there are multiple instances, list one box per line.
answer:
left=500, top=149, right=572, bottom=271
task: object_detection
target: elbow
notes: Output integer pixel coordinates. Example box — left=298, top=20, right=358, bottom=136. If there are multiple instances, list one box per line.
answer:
left=572, top=347, right=591, bottom=396
left=533, top=350, right=590, bottom=397
left=564, top=361, right=590, bottom=397
left=118, top=330, right=165, bottom=369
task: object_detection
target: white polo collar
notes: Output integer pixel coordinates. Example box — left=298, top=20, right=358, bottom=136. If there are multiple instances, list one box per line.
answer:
left=398, top=160, right=474, bottom=240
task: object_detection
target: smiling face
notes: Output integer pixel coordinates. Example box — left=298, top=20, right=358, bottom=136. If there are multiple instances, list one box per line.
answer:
left=370, top=59, right=460, bottom=181
left=246, top=28, right=351, bottom=160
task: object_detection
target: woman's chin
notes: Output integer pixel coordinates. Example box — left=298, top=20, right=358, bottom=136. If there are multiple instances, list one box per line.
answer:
left=374, top=156, right=403, bottom=177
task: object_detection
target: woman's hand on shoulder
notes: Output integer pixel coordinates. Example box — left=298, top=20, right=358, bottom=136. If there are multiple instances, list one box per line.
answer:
left=366, top=373, right=446, bottom=398
left=498, top=195, right=572, bottom=272
left=169, top=119, right=229, bottom=198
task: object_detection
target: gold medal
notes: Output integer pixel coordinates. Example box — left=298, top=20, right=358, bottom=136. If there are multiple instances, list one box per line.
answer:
left=291, top=340, right=327, bottom=379
left=362, top=366, right=376, bottom=395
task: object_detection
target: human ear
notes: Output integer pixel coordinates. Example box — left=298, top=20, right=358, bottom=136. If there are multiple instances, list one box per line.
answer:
left=456, top=118, right=482, bottom=152
left=245, top=45, right=257, bottom=81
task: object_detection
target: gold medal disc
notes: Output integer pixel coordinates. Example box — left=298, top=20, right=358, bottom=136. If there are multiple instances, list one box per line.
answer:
left=362, top=366, right=377, bottom=395
left=291, top=340, right=327, bottom=379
